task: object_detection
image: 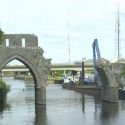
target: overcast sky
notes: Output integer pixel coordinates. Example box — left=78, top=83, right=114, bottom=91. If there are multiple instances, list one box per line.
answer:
left=0, top=0, right=125, bottom=64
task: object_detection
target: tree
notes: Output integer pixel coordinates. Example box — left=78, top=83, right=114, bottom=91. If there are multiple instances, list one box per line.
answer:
left=0, top=80, right=10, bottom=94
left=0, top=28, right=4, bottom=45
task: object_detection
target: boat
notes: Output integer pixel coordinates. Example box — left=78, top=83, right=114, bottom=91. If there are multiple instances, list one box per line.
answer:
left=62, top=71, right=94, bottom=85
left=62, top=71, right=79, bottom=84
left=119, top=86, right=125, bottom=99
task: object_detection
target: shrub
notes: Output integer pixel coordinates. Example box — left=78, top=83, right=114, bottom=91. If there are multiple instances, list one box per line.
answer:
left=0, top=28, right=4, bottom=45
left=120, top=66, right=125, bottom=77
left=0, top=80, right=10, bottom=94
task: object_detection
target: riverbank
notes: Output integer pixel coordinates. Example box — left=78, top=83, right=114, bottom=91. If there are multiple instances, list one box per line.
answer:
left=14, top=75, right=63, bottom=84
left=14, top=76, right=33, bottom=80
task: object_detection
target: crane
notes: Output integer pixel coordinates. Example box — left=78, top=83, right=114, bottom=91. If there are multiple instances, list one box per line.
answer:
left=92, top=39, right=101, bottom=85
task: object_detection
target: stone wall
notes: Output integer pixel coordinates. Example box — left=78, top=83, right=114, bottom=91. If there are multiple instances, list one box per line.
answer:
left=2, top=34, right=38, bottom=47
left=112, top=63, right=125, bottom=74
left=0, top=47, right=51, bottom=104
left=0, top=34, right=51, bottom=105
left=96, top=62, right=118, bottom=102
left=112, top=62, right=125, bottom=86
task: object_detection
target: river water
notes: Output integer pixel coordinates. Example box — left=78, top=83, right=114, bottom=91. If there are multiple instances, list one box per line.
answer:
left=0, top=77, right=125, bottom=125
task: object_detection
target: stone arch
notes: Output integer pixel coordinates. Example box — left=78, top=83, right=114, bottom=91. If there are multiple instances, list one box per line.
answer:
left=96, top=64, right=118, bottom=102
left=0, top=54, right=40, bottom=87
left=0, top=46, right=50, bottom=105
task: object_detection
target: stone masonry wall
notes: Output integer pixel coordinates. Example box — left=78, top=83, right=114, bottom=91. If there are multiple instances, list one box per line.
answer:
left=2, top=34, right=38, bottom=47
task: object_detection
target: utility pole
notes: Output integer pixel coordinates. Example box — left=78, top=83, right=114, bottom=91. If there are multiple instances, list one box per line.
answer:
left=81, top=58, right=85, bottom=84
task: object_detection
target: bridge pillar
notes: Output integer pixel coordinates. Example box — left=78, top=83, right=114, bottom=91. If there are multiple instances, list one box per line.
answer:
left=101, top=86, right=118, bottom=102
left=35, top=86, right=46, bottom=105
left=0, top=34, right=51, bottom=107
left=97, top=63, right=119, bottom=103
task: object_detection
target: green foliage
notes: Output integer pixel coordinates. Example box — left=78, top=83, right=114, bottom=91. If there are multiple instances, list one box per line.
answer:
left=0, top=80, right=10, bottom=94
left=49, top=70, right=64, bottom=77
left=54, top=70, right=64, bottom=77
left=120, top=66, right=125, bottom=77
left=0, top=28, right=4, bottom=45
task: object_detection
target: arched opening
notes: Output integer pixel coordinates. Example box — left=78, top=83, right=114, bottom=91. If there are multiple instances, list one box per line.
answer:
left=0, top=55, right=39, bottom=87
left=0, top=54, right=42, bottom=105
left=3, top=59, right=33, bottom=80
left=0, top=58, right=38, bottom=122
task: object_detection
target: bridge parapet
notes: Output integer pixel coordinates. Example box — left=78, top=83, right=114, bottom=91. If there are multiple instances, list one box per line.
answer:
left=2, top=34, right=38, bottom=47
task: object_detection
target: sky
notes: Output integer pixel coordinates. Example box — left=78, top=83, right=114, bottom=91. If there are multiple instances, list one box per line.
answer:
left=0, top=0, right=125, bottom=64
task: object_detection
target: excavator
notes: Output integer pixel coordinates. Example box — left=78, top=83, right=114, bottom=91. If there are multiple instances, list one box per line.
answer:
left=92, top=39, right=102, bottom=86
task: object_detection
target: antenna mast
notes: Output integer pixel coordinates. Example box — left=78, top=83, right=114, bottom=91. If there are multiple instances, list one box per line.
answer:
left=67, top=22, right=70, bottom=64
left=115, top=1, right=120, bottom=60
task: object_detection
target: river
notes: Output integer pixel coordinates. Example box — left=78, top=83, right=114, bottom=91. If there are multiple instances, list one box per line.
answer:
left=0, top=77, right=125, bottom=125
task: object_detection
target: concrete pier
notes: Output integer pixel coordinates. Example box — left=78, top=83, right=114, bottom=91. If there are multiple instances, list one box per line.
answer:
left=96, top=62, right=119, bottom=103
left=101, top=87, right=118, bottom=102
left=35, top=87, right=46, bottom=105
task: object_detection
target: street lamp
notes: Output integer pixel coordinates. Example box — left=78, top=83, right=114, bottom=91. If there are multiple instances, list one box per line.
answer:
left=82, top=58, right=86, bottom=84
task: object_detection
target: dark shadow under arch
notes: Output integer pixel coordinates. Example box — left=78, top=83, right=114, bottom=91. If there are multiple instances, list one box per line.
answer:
left=96, top=67, right=109, bottom=87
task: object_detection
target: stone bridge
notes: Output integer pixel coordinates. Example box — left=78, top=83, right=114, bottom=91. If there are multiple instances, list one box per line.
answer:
left=0, top=34, right=51, bottom=105
left=96, top=60, right=118, bottom=102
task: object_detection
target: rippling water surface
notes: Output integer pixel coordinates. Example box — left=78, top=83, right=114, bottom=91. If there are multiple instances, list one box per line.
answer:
left=0, top=77, right=125, bottom=125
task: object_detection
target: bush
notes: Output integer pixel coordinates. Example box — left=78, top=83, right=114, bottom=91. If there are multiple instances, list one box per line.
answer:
left=0, top=28, right=4, bottom=45
left=0, top=80, right=10, bottom=94
left=120, top=66, right=125, bottom=77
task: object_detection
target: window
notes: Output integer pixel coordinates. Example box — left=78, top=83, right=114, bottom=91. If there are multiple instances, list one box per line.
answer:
left=22, top=38, right=25, bottom=47
left=14, top=42, right=17, bottom=46
left=6, top=39, right=9, bottom=46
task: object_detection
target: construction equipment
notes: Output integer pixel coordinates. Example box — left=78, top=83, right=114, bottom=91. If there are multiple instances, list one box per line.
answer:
left=92, top=39, right=101, bottom=86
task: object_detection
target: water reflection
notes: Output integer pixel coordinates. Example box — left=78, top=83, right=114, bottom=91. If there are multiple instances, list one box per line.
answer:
left=101, top=102, right=119, bottom=120
left=0, top=101, right=11, bottom=114
left=81, top=94, right=85, bottom=113
left=0, top=78, right=125, bottom=125
left=81, top=93, right=120, bottom=125
left=81, top=93, right=101, bottom=113
left=0, top=102, right=5, bottom=113
left=34, top=105, right=47, bottom=125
